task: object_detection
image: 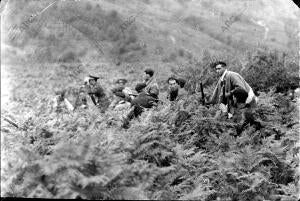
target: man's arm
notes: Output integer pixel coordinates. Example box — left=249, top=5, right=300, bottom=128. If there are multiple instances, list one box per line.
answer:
left=64, top=98, right=74, bottom=111
left=206, top=81, right=221, bottom=105
left=227, top=73, right=248, bottom=96
left=148, top=85, right=159, bottom=96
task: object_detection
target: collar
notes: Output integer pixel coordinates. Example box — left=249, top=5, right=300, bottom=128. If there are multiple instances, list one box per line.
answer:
left=145, top=77, right=154, bottom=85
left=220, top=69, right=228, bottom=82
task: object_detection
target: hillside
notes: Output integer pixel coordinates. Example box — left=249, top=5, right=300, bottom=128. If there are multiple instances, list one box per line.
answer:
left=1, top=0, right=300, bottom=200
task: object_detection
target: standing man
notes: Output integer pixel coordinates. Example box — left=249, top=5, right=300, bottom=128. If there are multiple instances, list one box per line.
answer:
left=84, top=75, right=109, bottom=113
left=206, top=61, right=260, bottom=133
left=143, top=68, right=159, bottom=99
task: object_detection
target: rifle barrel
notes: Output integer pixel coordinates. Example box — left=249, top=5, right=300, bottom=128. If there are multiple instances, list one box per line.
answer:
left=2, top=117, right=20, bottom=129
left=200, top=82, right=205, bottom=105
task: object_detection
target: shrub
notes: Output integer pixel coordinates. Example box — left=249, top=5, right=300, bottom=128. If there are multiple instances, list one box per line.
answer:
left=242, top=50, right=300, bottom=93
left=58, top=51, right=77, bottom=63
left=85, top=2, right=92, bottom=11
left=178, top=48, right=185, bottom=57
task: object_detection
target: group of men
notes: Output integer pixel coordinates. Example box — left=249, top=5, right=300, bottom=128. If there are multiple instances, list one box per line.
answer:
left=53, top=61, right=261, bottom=132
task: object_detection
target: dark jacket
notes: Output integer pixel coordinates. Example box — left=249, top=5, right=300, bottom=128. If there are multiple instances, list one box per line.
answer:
left=111, top=86, right=126, bottom=98
left=144, top=77, right=159, bottom=97
left=88, top=83, right=106, bottom=99
left=167, top=88, right=188, bottom=102
left=131, top=92, right=157, bottom=109
left=209, top=70, right=254, bottom=105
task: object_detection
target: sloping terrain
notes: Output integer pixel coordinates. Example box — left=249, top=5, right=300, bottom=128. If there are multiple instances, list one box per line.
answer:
left=1, top=0, right=300, bottom=200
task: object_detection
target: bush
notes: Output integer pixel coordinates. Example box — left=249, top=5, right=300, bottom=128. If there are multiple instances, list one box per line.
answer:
left=242, top=50, right=300, bottom=93
left=58, top=51, right=77, bottom=63
left=178, top=48, right=184, bottom=57
left=85, top=2, right=92, bottom=11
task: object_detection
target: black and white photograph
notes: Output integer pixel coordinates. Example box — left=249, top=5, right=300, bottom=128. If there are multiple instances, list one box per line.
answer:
left=1, top=0, right=299, bottom=200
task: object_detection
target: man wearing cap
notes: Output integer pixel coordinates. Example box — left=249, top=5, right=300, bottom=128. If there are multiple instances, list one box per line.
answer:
left=84, top=75, right=109, bottom=113
left=143, top=68, right=159, bottom=99
left=206, top=61, right=260, bottom=133
left=122, top=82, right=158, bottom=129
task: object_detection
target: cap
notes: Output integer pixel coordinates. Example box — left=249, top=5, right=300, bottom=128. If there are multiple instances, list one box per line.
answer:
left=176, top=78, right=186, bottom=88
left=212, top=61, right=227, bottom=68
left=88, top=75, right=100, bottom=80
left=144, top=68, right=154, bottom=77
left=115, top=78, right=128, bottom=84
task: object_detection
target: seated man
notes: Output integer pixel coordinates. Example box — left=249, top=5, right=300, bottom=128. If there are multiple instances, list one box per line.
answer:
left=122, top=83, right=158, bottom=129
left=52, top=89, right=74, bottom=114
left=74, top=86, right=88, bottom=110
left=143, top=68, right=159, bottom=99
left=110, top=78, right=136, bottom=110
left=167, top=76, right=190, bottom=127
left=167, top=76, right=188, bottom=102
left=50, top=89, right=74, bottom=125
left=84, top=75, right=109, bottom=113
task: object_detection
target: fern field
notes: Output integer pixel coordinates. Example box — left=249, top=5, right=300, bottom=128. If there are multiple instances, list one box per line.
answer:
left=1, top=81, right=299, bottom=200
left=1, top=0, right=300, bottom=200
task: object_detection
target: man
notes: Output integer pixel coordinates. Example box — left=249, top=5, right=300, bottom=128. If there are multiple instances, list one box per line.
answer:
left=167, top=76, right=190, bottom=127
left=51, top=89, right=74, bottom=125
left=167, top=76, right=188, bottom=102
left=74, top=86, right=88, bottom=110
left=52, top=89, right=74, bottom=113
left=109, top=78, right=135, bottom=110
left=122, top=83, right=158, bottom=129
left=84, top=75, right=109, bottom=113
left=206, top=61, right=260, bottom=133
left=143, top=68, right=159, bottom=99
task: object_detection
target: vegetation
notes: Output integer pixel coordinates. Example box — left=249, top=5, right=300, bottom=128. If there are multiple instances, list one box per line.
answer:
left=1, top=0, right=299, bottom=200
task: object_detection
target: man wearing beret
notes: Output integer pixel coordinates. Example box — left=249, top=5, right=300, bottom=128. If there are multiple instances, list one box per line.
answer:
left=84, top=75, right=109, bottom=113
left=143, top=68, right=159, bottom=99
left=206, top=61, right=261, bottom=133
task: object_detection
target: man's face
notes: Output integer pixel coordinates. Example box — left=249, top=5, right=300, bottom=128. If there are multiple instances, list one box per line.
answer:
left=168, top=79, right=179, bottom=91
left=215, top=64, right=226, bottom=76
left=79, top=91, right=85, bottom=98
left=89, top=79, right=96, bottom=86
left=116, top=81, right=125, bottom=88
left=143, top=72, right=150, bottom=81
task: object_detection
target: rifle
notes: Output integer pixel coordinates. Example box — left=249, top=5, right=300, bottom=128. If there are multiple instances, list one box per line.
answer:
left=218, top=80, right=228, bottom=114
left=200, top=82, right=205, bottom=105
left=1, top=116, right=25, bottom=131
left=221, top=80, right=227, bottom=105
left=127, top=93, right=138, bottom=97
left=90, top=95, right=97, bottom=106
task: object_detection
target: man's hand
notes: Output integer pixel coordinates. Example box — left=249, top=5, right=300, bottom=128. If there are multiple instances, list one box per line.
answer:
left=225, top=91, right=233, bottom=98
left=199, top=97, right=206, bottom=105
left=245, top=103, right=251, bottom=108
